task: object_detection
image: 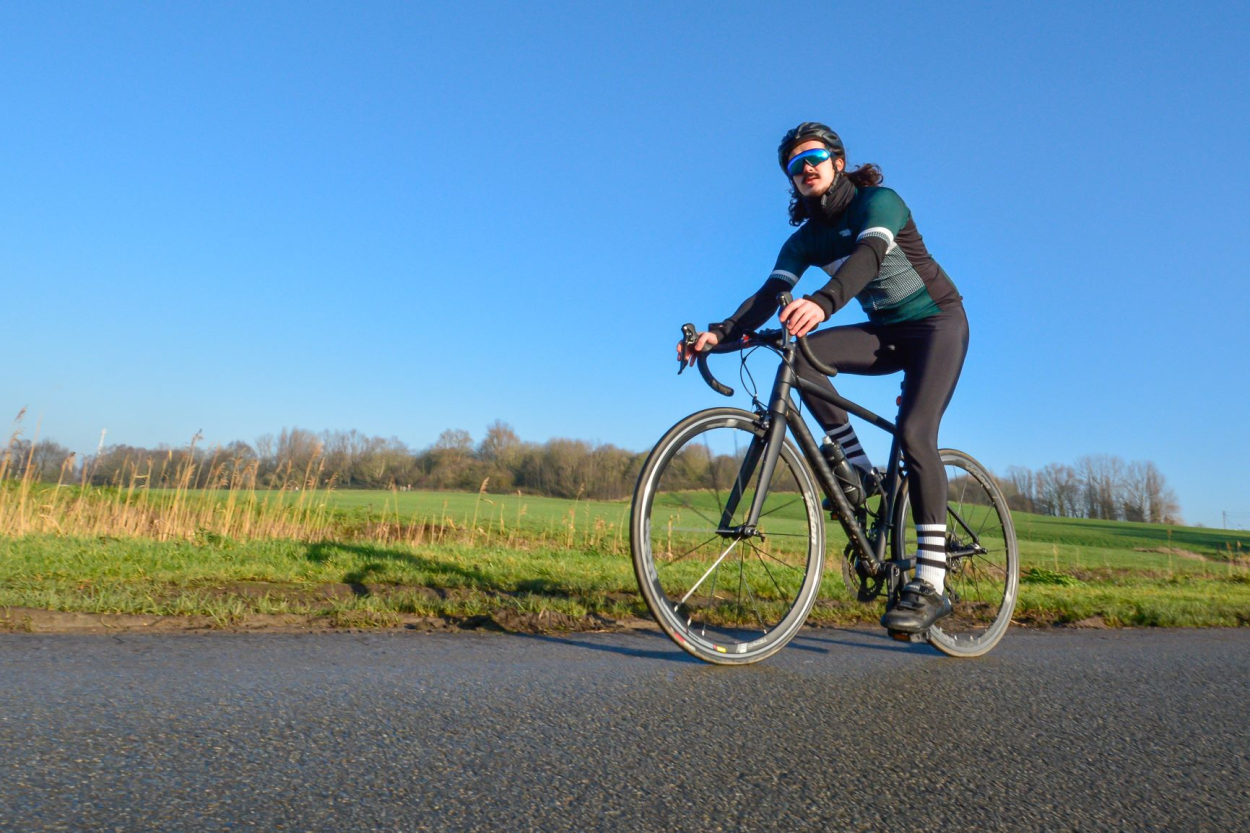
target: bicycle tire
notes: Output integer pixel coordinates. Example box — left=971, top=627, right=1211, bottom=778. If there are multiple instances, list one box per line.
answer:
left=892, top=448, right=1019, bottom=658
left=630, top=408, right=825, bottom=664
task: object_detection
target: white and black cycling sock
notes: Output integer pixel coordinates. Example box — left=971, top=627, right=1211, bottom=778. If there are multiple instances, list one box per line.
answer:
left=826, top=423, right=873, bottom=474
left=915, top=523, right=947, bottom=594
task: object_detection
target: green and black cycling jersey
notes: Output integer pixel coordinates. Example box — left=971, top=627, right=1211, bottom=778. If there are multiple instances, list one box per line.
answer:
left=711, top=176, right=962, bottom=340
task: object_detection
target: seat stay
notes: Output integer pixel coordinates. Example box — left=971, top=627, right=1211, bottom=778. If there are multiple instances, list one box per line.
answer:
left=947, top=504, right=986, bottom=552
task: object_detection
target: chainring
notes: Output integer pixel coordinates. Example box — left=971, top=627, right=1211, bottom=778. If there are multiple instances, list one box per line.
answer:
left=841, top=541, right=886, bottom=602
left=839, top=502, right=889, bottom=603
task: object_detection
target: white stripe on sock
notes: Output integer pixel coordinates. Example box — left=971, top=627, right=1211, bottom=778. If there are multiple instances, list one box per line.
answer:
left=915, top=525, right=946, bottom=593
left=826, top=425, right=873, bottom=471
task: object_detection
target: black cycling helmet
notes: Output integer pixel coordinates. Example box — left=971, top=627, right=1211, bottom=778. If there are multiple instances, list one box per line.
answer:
left=778, top=122, right=845, bottom=172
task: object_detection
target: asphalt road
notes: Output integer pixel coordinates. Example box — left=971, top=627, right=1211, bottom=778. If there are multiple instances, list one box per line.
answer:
left=2, top=626, right=1248, bottom=832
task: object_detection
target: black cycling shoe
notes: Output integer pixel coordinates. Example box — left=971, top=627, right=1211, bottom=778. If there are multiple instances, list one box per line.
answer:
left=880, top=579, right=952, bottom=634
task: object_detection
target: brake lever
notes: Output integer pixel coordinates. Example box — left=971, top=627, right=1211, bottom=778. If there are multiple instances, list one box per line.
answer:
left=678, top=323, right=697, bottom=375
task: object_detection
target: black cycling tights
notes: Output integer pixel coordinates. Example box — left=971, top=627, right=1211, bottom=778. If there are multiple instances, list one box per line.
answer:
left=793, top=305, right=969, bottom=527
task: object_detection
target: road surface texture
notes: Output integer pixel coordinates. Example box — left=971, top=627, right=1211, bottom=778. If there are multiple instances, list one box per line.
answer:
left=2, top=627, right=1248, bottom=832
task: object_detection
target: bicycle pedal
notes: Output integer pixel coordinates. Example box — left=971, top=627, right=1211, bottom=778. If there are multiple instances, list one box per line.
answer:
left=888, top=629, right=928, bottom=644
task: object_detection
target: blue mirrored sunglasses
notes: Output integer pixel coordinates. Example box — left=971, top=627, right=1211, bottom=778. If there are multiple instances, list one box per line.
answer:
left=786, top=147, right=832, bottom=177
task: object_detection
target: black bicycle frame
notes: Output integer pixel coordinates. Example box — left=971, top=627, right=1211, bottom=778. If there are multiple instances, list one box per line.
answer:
left=732, top=335, right=905, bottom=577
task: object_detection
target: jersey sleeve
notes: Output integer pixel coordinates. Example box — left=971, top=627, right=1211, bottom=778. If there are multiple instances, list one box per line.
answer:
left=801, top=238, right=887, bottom=318
left=854, top=187, right=910, bottom=248
left=769, top=230, right=810, bottom=288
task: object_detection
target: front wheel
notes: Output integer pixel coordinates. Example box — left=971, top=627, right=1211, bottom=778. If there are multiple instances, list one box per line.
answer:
left=892, top=449, right=1019, bottom=658
left=630, top=408, right=825, bottom=664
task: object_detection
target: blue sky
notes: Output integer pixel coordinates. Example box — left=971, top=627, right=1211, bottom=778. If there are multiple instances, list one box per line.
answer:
left=3, top=1, right=1247, bottom=527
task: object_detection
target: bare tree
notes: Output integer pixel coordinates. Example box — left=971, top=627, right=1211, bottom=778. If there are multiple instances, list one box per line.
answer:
left=478, top=421, right=521, bottom=467
left=4, top=439, right=74, bottom=483
left=1143, top=461, right=1182, bottom=524
left=1036, top=463, right=1081, bottom=517
left=1077, top=454, right=1125, bottom=520
left=1121, top=461, right=1152, bottom=522
left=256, top=427, right=323, bottom=486
left=6, top=421, right=1189, bottom=524
left=1004, top=465, right=1036, bottom=512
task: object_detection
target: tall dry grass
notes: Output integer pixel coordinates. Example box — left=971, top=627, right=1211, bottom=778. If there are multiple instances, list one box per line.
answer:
left=1, top=414, right=627, bottom=553
left=1, top=414, right=334, bottom=542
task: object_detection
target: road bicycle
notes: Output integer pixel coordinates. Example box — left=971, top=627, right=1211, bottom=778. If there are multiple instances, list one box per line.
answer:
left=630, top=293, right=1018, bottom=664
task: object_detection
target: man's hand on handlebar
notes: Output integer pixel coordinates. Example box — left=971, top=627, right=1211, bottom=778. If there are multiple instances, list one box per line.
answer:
left=779, top=298, right=826, bottom=338
left=676, top=331, right=720, bottom=367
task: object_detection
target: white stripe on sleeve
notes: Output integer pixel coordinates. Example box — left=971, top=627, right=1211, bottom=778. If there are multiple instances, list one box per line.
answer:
left=857, top=226, right=895, bottom=248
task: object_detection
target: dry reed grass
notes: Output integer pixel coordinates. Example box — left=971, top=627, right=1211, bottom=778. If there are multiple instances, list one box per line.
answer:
left=2, top=418, right=333, bottom=542
left=1, top=414, right=627, bottom=554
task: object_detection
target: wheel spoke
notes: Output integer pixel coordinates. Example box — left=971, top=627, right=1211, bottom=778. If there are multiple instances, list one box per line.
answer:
left=664, top=492, right=722, bottom=531
left=703, top=434, right=727, bottom=527
left=757, top=495, right=804, bottom=520
left=974, top=501, right=992, bottom=540
left=738, top=550, right=770, bottom=634
left=970, top=551, right=1007, bottom=577
left=753, top=544, right=808, bottom=571
left=678, top=539, right=740, bottom=606
left=656, top=533, right=724, bottom=567
left=746, top=539, right=791, bottom=604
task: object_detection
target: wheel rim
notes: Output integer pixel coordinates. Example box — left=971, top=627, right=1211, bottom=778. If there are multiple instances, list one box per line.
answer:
left=638, top=415, right=822, bottom=659
left=898, top=453, right=1018, bottom=654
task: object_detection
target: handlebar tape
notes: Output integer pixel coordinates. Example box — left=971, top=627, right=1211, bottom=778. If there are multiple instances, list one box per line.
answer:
left=798, top=336, right=839, bottom=378
left=697, top=354, right=734, bottom=397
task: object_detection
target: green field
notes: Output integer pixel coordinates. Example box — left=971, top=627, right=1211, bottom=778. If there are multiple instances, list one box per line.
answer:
left=2, top=487, right=1248, bottom=632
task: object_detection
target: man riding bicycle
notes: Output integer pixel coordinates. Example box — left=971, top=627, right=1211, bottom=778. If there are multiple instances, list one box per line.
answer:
left=678, top=122, right=969, bottom=635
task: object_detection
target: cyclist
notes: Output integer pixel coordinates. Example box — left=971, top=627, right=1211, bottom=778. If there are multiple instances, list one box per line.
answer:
left=677, top=122, right=968, bottom=634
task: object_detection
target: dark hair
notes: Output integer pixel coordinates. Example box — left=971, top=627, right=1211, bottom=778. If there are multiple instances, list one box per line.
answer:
left=787, top=163, right=884, bottom=226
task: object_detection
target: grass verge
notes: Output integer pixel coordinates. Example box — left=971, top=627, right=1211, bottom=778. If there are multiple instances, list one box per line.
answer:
left=3, top=519, right=1250, bottom=633
left=3, top=473, right=1250, bottom=632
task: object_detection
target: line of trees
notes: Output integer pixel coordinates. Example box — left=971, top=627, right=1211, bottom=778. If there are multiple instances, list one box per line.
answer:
left=1000, top=455, right=1182, bottom=524
left=3, top=424, right=1182, bottom=522
left=3, top=422, right=647, bottom=501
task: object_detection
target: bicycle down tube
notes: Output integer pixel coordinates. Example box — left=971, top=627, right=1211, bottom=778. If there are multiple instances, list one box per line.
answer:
left=715, top=329, right=897, bottom=576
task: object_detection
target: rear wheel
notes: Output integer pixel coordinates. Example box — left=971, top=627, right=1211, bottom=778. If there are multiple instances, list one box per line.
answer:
left=630, top=408, right=825, bottom=664
left=892, top=449, right=1019, bottom=657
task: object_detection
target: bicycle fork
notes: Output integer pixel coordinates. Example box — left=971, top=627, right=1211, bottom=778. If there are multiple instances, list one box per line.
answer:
left=717, top=363, right=793, bottom=539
